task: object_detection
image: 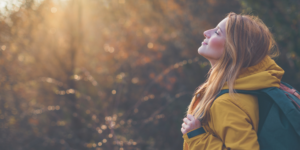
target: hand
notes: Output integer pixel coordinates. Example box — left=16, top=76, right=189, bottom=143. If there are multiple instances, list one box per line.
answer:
left=181, top=114, right=201, bottom=134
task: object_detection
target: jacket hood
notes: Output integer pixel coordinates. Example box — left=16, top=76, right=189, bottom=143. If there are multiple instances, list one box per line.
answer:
left=222, top=55, right=285, bottom=90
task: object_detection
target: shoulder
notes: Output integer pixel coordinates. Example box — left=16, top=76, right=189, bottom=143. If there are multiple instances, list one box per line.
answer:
left=212, top=93, right=258, bottom=110
left=208, top=93, right=260, bottom=131
left=211, top=93, right=259, bottom=120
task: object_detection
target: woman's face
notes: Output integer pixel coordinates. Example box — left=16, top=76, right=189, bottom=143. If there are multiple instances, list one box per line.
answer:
left=198, top=18, right=227, bottom=66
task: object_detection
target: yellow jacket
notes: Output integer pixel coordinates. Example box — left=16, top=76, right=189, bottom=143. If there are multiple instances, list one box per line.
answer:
left=182, top=56, right=285, bottom=150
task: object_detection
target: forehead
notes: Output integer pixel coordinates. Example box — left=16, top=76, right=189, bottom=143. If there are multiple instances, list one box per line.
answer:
left=217, top=18, right=227, bottom=30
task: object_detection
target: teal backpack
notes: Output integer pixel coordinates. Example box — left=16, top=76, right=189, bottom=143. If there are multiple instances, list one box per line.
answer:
left=216, top=81, right=300, bottom=150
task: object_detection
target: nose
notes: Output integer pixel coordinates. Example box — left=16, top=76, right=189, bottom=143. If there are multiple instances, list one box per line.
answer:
left=203, top=30, right=210, bottom=39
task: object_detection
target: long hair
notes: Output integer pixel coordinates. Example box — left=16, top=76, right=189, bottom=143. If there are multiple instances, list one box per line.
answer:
left=187, top=12, right=279, bottom=122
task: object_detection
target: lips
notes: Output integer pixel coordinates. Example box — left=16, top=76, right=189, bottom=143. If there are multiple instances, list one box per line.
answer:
left=202, top=41, right=208, bottom=45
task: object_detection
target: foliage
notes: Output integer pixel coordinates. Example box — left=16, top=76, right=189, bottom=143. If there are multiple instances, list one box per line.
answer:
left=241, top=0, right=300, bottom=89
left=0, top=0, right=298, bottom=150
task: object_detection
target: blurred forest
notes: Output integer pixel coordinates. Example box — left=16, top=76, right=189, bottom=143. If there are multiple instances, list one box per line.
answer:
left=0, top=0, right=299, bottom=150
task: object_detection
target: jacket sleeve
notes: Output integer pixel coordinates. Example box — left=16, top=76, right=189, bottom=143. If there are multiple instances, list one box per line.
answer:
left=182, top=130, right=226, bottom=150
left=182, top=98, right=259, bottom=150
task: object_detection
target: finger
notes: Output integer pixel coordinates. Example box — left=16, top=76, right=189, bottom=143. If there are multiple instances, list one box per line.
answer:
left=181, top=127, right=187, bottom=134
left=183, top=123, right=190, bottom=130
left=183, top=118, right=191, bottom=124
left=187, top=114, right=195, bottom=122
left=181, top=123, right=186, bottom=128
left=181, top=127, right=185, bottom=131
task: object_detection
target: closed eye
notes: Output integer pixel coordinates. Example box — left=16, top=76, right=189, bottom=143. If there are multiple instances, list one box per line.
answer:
left=215, top=30, right=219, bottom=35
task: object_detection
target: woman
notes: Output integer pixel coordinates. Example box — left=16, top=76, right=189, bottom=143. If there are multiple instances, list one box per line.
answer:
left=181, top=12, right=284, bottom=150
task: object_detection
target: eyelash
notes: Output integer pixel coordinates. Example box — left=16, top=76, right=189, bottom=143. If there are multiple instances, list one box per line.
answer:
left=215, top=30, right=219, bottom=35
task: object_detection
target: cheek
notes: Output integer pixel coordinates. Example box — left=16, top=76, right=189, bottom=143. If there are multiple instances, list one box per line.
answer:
left=209, top=37, right=225, bottom=51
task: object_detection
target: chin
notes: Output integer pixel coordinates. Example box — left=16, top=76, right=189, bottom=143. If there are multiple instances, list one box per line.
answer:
left=198, top=51, right=214, bottom=61
left=198, top=47, right=204, bottom=55
left=198, top=48, right=207, bottom=57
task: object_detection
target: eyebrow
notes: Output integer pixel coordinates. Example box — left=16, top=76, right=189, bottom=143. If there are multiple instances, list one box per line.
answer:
left=217, top=26, right=223, bottom=33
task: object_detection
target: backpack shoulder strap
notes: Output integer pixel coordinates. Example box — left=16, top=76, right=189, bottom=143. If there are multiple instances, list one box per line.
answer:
left=215, top=89, right=261, bottom=100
